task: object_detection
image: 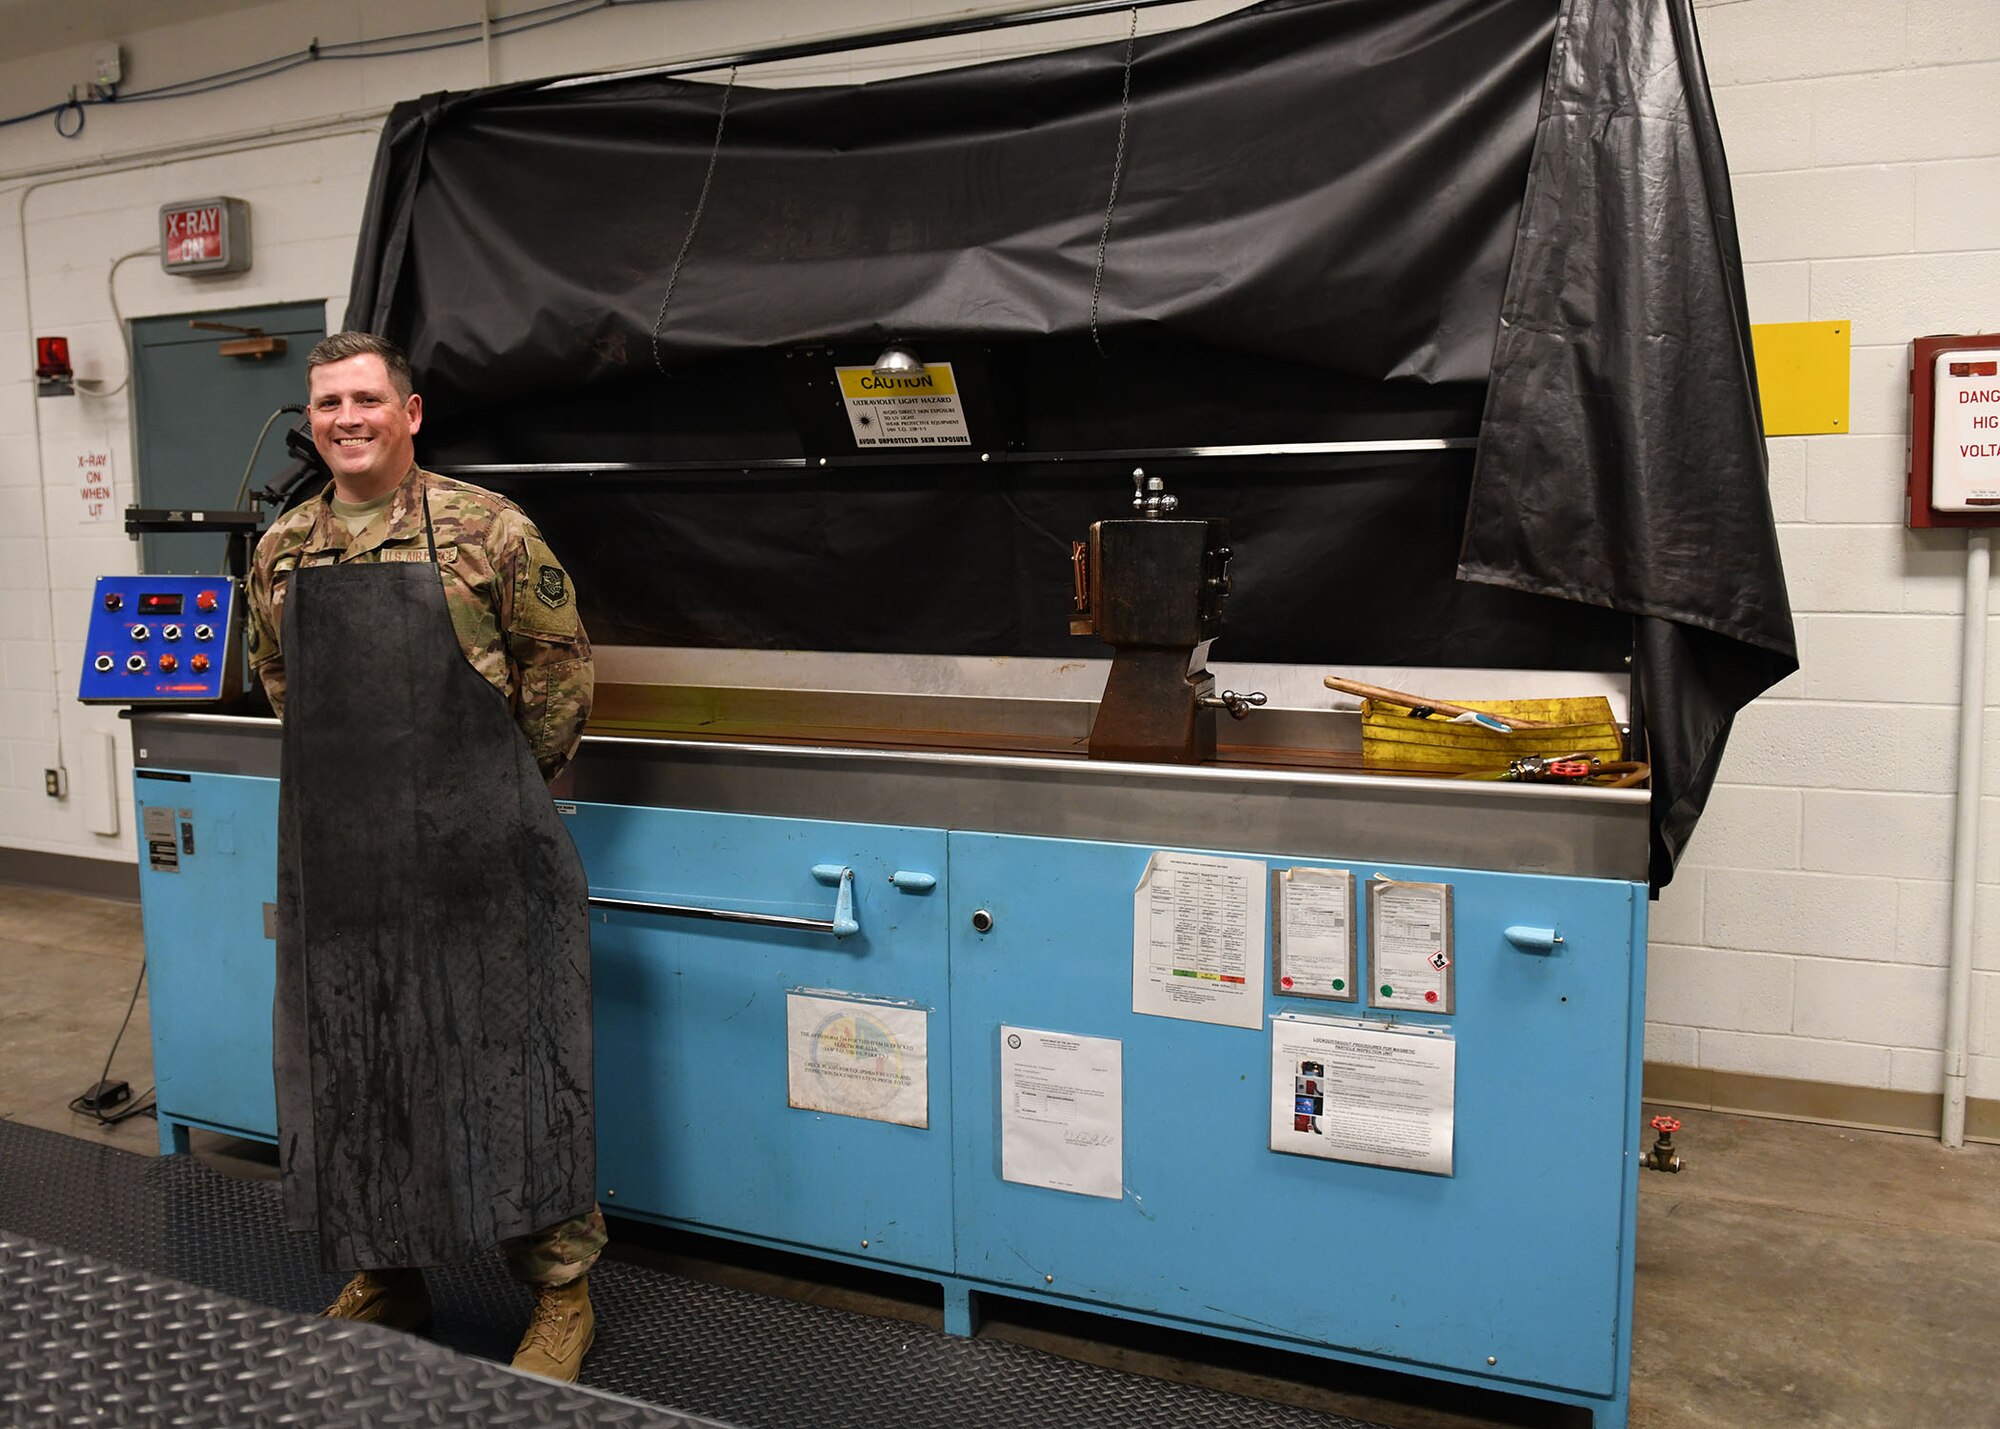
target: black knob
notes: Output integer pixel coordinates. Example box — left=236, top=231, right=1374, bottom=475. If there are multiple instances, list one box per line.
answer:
left=93, top=654, right=113, bottom=673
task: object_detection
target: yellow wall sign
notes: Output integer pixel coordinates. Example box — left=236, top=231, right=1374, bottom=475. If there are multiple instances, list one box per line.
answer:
left=1750, top=320, right=1849, bottom=436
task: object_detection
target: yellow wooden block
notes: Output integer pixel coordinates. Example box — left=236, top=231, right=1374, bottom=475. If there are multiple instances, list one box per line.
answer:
left=1751, top=320, right=1850, bottom=436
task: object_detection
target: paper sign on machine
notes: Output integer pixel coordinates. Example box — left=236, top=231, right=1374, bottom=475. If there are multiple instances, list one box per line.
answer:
left=1132, top=850, right=1267, bottom=1028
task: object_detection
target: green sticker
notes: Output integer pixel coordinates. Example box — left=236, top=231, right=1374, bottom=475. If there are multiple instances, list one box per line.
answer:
left=1379, top=984, right=1394, bottom=997
left=1331, top=978, right=1345, bottom=991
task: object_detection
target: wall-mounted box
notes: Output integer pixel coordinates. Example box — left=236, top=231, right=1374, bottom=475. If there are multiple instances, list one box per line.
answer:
left=159, top=197, right=251, bottom=276
left=1909, top=334, right=2000, bottom=530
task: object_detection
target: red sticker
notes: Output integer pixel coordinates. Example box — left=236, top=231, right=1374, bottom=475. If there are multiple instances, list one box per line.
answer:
left=1424, top=990, right=1439, bottom=1004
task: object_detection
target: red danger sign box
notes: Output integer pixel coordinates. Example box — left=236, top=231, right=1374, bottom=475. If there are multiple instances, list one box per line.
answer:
left=159, top=197, right=251, bottom=275
left=1909, top=333, right=2000, bottom=529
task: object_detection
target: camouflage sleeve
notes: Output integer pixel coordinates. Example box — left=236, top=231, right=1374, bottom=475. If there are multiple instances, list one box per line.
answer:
left=493, top=513, right=594, bottom=783
left=245, top=524, right=292, bottom=718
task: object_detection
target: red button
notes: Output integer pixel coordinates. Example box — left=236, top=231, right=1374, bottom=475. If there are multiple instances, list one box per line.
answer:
left=196, top=590, right=219, bottom=612
left=190, top=654, right=210, bottom=674
left=1424, top=990, right=1439, bottom=1004
left=158, top=654, right=178, bottom=673
left=103, top=593, right=123, bottom=611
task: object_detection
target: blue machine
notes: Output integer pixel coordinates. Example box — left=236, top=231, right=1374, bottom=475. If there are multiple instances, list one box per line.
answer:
left=130, top=692, right=1650, bottom=1429
left=79, top=575, right=240, bottom=705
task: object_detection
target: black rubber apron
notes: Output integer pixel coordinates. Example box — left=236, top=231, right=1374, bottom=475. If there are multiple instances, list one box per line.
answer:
left=272, top=491, right=594, bottom=1272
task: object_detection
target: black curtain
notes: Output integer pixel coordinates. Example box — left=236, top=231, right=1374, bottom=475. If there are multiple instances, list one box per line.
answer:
left=1461, top=0, right=1797, bottom=877
left=340, top=0, right=1796, bottom=886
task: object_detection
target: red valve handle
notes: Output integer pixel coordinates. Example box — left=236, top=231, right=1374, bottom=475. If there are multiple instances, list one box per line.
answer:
left=1650, top=1115, right=1681, bottom=1134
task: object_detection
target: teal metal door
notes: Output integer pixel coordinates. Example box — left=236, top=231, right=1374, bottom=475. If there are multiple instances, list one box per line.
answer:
left=136, top=770, right=280, bottom=1150
left=947, top=831, right=1646, bottom=1405
left=563, top=803, right=956, bottom=1272
left=131, top=302, right=324, bottom=575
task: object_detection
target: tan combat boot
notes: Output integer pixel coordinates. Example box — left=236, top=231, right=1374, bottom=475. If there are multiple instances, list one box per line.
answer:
left=321, top=1267, right=432, bottom=1332
left=511, top=1275, right=594, bottom=1381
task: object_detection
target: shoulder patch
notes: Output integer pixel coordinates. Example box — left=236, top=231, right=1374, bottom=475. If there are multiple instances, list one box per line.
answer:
left=535, top=564, right=569, bottom=609
left=511, top=535, right=582, bottom=642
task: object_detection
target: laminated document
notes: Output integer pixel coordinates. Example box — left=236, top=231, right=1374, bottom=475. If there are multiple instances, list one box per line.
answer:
left=1270, top=1013, right=1456, bottom=1176
left=1272, top=866, right=1356, bottom=1001
left=1367, top=877, right=1455, bottom=1013
left=1132, top=850, right=1267, bottom=1029
left=786, top=990, right=929, bottom=1128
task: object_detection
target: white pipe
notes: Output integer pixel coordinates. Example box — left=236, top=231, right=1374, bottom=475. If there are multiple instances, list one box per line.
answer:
left=1943, top=528, right=1990, bottom=1148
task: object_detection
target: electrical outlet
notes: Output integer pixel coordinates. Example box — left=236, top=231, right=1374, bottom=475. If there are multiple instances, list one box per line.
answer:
left=45, top=767, right=67, bottom=798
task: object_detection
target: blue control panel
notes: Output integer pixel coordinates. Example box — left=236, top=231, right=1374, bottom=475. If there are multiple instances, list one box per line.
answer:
left=79, top=575, right=239, bottom=704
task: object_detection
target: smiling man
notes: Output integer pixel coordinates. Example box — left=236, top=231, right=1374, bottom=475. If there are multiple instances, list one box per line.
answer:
left=245, top=331, right=603, bottom=1382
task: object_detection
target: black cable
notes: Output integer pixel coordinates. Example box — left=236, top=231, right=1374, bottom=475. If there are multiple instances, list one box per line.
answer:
left=113, top=45, right=319, bottom=97
left=70, top=959, right=157, bottom=1128
left=317, top=0, right=607, bottom=55
left=317, top=0, right=599, bottom=54
left=52, top=96, right=85, bottom=137
left=115, top=56, right=322, bottom=107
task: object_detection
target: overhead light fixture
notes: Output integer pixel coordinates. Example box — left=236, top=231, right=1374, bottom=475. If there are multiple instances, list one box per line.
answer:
left=872, top=343, right=924, bottom=377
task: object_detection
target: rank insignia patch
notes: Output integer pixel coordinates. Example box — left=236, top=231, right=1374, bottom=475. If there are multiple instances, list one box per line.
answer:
left=535, top=565, right=569, bottom=609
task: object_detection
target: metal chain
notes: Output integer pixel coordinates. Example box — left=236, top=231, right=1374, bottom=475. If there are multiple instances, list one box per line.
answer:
left=1088, top=7, right=1139, bottom=359
left=653, top=65, right=739, bottom=379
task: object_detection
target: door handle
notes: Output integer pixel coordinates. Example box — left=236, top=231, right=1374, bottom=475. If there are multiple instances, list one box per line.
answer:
left=589, top=863, right=859, bottom=939
left=811, top=864, right=860, bottom=936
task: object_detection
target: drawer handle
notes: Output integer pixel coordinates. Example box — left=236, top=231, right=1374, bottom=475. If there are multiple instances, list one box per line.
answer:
left=590, top=863, right=859, bottom=939
left=889, top=870, right=936, bottom=892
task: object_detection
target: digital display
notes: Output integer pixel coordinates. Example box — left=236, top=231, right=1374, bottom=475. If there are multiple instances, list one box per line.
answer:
left=138, top=592, right=184, bottom=615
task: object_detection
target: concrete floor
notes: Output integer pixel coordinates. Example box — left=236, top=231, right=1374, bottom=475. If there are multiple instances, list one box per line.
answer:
left=3, top=882, right=1996, bottom=1429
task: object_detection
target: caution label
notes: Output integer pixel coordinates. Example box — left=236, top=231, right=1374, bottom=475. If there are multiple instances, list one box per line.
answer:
left=835, top=363, right=971, bottom=448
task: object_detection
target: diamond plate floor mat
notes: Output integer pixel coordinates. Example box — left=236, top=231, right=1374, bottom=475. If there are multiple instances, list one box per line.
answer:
left=2, top=1230, right=717, bottom=1427
left=0, top=1120, right=1394, bottom=1429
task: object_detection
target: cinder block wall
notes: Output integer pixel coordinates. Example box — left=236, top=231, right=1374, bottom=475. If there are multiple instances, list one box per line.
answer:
left=0, top=0, right=1993, bottom=1122
left=1645, top=0, right=2000, bottom=1115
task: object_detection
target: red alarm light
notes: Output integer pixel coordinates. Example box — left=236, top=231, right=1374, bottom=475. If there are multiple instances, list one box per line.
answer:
left=35, top=336, right=71, bottom=377
left=35, top=337, right=74, bottom=394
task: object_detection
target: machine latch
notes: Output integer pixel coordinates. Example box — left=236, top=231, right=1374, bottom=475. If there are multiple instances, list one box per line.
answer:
left=811, top=864, right=860, bottom=938
left=1196, top=689, right=1268, bottom=720
left=1502, top=925, right=1563, bottom=953
left=889, top=870, right=937, bottom=892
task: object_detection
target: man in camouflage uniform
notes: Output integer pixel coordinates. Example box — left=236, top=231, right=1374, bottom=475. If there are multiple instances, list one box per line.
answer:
left=247, top=332, right=604, bottom=1380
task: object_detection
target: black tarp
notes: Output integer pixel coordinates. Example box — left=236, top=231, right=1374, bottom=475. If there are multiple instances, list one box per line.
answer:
left=340, top=0, right=1795, bottom=886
